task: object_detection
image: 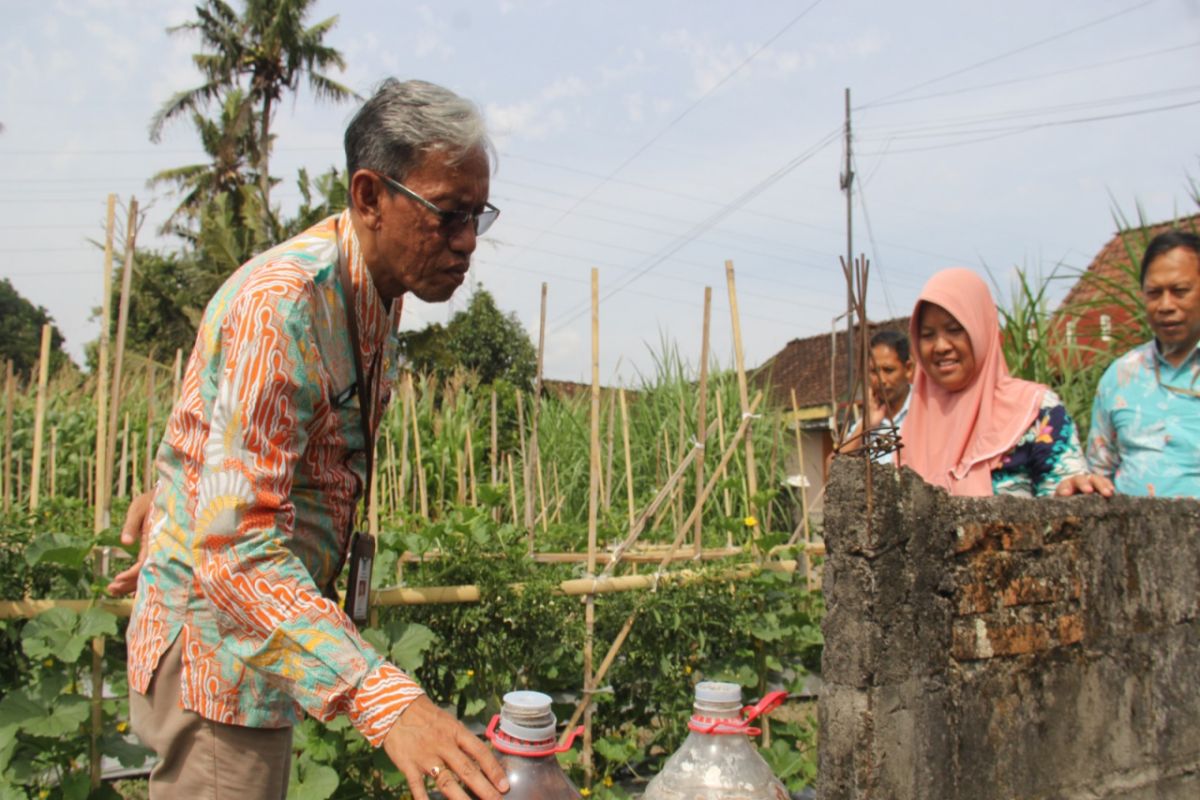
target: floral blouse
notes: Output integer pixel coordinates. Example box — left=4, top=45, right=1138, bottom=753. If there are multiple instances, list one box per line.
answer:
left=991, top=390, right=1088, bottom=497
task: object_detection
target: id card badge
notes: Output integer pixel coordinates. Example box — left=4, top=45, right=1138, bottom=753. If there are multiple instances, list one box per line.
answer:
left=343, top=531, right=376, bottom=625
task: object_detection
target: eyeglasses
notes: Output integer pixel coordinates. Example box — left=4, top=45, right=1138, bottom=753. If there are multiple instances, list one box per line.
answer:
left=377, top=173, right=499, bottom=236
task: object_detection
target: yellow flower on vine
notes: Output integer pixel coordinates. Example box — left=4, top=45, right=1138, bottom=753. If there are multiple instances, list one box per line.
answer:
left=117, top=721, right=129, bottom=734
left=684, top=665, right=692, bottom=675
left=580, top=789, right=591, bottom=797
left=743, top=515, right=758, bottom=528
left=603, top=775, right=614, bottom=787
left=466, top=669, right=475, bottom=678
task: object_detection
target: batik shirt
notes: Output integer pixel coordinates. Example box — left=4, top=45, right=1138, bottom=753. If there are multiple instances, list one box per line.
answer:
left=1086, top=340, right=1200, bottom=498
left=127, top=211, right=422, bottom=745
left=991, top=390, right=1088, bottom=497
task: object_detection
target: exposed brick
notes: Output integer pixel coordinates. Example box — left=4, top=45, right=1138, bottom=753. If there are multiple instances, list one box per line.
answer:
left=955, top=521, right=987, bottom=554
left=1001, top=576, right=1068, bottom=607
left=1056, top=613, right=1084, bottom=646
left=957, top=581, right=993, bottom=615
left=996, top=521, right=1043, bottom=551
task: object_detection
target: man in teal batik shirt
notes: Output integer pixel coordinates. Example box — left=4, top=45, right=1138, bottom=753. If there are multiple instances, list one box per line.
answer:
left=1087, top=230, right=1200, bottom=497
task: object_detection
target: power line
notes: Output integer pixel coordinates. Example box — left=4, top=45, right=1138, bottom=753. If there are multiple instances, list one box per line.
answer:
left=496, top=0, right=828, bottom=273
left=548, top=127, right=843, bottom=331
left=858, top=39, right=1200, bottom=111
left=855, top=97, right=1200, bottom=155
left=858, top=0, right=1160, bottom=110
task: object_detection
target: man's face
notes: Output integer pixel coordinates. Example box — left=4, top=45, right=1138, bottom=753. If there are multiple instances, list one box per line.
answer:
left=367, top=146, right=491, bottom=304
left=869, top=343, right=913, bottom=411
left=1143, top=246, right=1200, bottom=366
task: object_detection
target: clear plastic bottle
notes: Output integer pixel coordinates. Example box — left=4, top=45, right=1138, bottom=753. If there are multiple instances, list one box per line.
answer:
left=485, top=690, right=581, bottom=800
left=641, top=682, right=789, bottom=800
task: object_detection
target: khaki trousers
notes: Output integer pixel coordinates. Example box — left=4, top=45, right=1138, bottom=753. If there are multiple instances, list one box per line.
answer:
left=129, top=637, right=293, bottom=799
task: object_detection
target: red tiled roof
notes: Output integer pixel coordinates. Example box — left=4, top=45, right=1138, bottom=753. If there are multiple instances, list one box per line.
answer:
left=752, top=316, right=911, bottom=410
left=1057, top=212, right=1200, bottom=352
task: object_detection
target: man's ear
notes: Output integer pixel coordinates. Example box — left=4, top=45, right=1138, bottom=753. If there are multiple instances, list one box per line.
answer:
left=349, top=170, right=384, bottom=229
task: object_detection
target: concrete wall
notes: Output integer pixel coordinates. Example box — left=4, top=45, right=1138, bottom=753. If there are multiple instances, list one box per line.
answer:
left=818, top=459, right=1200, bottom=800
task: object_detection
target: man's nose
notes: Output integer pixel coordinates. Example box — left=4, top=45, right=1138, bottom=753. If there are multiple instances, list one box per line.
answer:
left=450, top=223, right=478, bottom=254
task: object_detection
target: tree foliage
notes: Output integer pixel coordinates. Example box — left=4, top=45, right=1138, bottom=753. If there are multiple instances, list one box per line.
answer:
left=398, top=287, right=537, bottom=390
left=0, top=279, right=68, bottom=375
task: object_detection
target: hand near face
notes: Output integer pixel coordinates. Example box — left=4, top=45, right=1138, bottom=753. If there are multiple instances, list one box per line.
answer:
left=383, top=695, right=509, bottom=800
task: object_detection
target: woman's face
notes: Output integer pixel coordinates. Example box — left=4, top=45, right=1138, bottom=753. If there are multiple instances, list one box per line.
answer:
left=917, top=302, right=976, bottom=392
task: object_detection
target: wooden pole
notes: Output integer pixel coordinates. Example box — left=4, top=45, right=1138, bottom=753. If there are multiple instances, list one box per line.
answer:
left=49, top=426, right=57, bottom=499
left=29, top=324, right=52, bottom=510
left=527, top=282, right=547, bottom=553
left=583, top=268, right=600, bottom=786
left=93, top=194, right=116, bottom=532
left=725, top=260, right=759, bottom=551
left=535, top=449, right=549, bottom=534
left=144, top=365, right=156, bottom=493
left=789, top=389, right=814, bottom=585
left=3, top=360, right=13, bottom=513
left=171, top=347, right=183, bottom=404
left=489, top=389, right=498, bottom=484
left=619, top=389, right=635, bottom=534
left=505, top=453, right=519, bottom=525
left=515, top=390, right=532, bottom=548
left=603, top=392, right=616, bottom=512
left=714, top=390, right=732, bottom=516
left=118, top=413, right=129, bottom=499
left=107, top=197, right=138, bottom=512
left=464, top=425, right=478, bottom=507
left=694, top=287, right=712, bottom=555
left=409, top=377, right=428, bottom=518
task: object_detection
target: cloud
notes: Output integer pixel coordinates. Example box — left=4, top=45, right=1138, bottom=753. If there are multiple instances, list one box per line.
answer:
left=485, top=75, right=589, bottom=142
left=661, top=27, right=887, bottom=95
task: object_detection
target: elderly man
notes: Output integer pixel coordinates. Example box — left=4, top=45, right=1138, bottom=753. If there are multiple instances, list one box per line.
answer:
left=110, top=79, right=509, bottom=800
left=1087, top=229, right=1200, bottom=497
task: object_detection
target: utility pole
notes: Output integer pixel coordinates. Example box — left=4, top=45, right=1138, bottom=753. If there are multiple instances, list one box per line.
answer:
left=839, top=88, right=855, bottom=418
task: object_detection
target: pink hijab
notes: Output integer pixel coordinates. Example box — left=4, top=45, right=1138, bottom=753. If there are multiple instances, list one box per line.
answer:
left=899, top=268, right=1045, bottom=496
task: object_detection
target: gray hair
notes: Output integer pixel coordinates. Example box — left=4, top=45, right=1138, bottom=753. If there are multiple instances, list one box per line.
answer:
left=344, top=78, right=495, bottom=184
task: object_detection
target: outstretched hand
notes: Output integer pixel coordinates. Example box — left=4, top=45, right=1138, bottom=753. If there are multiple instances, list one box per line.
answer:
left=383, top=695, right=509, bottom=800
left=105, top=491, right=154, bottom=597
left=1055, top=473, right=1115, bottom=498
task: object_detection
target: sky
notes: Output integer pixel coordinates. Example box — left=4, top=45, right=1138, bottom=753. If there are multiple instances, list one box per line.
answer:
left=3, top=0, right=1199, bottom=385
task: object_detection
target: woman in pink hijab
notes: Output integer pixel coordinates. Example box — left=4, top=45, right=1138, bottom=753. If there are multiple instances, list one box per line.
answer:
left=899, top=267, right=1114, bottom=498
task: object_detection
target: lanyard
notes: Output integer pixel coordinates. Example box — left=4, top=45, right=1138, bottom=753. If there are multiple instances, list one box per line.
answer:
left=335, top=225, right=378, bottom=530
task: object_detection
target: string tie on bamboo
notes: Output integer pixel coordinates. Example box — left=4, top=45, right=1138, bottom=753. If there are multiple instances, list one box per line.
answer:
left=689, top=438, right=705, bottom=450
left=650, top=570, right=666, bottom=592
left=741, top=412, right=761, bottom=420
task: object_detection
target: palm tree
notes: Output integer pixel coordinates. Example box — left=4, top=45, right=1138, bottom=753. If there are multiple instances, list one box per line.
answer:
left=149, top=0, right=358, bottom=233
left=149, top=88, right=263, bottom=236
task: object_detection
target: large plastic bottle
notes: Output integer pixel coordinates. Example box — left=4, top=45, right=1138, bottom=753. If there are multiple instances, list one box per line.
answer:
left=485, top=690, right=581, bottom=799
left=641, top=681, right=789, bottom=800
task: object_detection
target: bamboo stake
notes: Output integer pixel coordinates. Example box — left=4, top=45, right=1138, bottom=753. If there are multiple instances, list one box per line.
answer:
left=664, top=428, right=678, bottom=532
left=527, top=282, right=548, bottom=553
left=789, top=389, right=814, bottom=586
left=85, top=455, right=92, bottom=506
left=603, top=392, right=615, bottom=512
left=93, top=195, right=116, bottom=532
left=725, top=261, right=758, bottom=550
left=454, top=449, right=466, bottom=507
left=714, top=391, right=732, bottom=516
left=535, top=450, right=549, bottom=534
left=49, top=427, right=57, bottom=499
left=15, top=452, right=22, bottom=509
left=583, top=268, right=600, bottom=786
left=506, top=453, right=519, bottom=525
left=694, top=287, right=712, bottom=555
left=552, top=463, right=564, bottom=524
left=118, top=414, right=129, bottom=499
left=385, top=426, right=398, bottom=519
left=489, top=389, right=498, bottom=484
left=144, top=366, right=156, bottom=493
left=29, top=324, right=52, bottom=510
left=398, top=379, right=411, bottom=511
left=130, top=429, right=139, bottom=500
left=658, top=392, right=765, bottom=570
left=464, top=426, right=477, bottom=508
left=515, top=390, right=532, bottom=547
left=619, top=389, right=635, bottom=534
left=106, top=198, right=138, bottom=512
left=3, top=360, right=13, bottom=513
left=559, top=607, right=639, bottom=748
left=171, top=347, right=183, bottom=404
left=409, top=377, right=428, bottom=518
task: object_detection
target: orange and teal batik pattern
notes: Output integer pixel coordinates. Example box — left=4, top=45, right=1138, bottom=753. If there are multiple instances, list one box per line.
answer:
left=127, top=211, right=421, bottom=745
